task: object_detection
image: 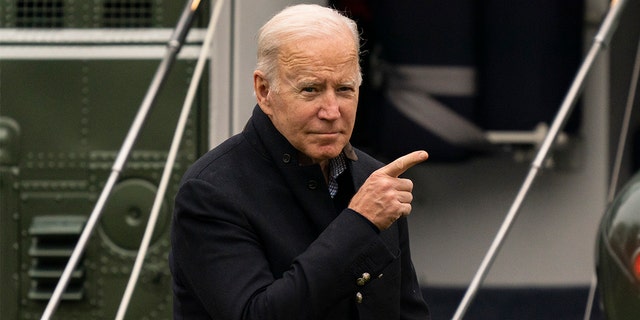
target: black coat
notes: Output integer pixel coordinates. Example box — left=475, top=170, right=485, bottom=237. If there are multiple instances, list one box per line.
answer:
left=170, top=106, right=430, bottom=319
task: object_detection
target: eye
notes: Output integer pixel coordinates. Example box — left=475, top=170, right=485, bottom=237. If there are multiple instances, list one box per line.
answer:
left=302, top=87, right=316, bottom=93
left=337, top=85, right=356, bottom=95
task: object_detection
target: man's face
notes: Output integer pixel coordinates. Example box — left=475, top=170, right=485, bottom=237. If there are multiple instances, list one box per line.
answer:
left=255, top=33, right=360, bottom=164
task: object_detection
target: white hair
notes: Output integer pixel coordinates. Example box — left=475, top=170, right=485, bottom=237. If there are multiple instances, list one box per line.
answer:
left=255, top=4, right=362, bottom=90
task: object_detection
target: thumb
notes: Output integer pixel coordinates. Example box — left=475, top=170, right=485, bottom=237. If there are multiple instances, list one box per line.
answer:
left=378, top=150, right=429, bottom=178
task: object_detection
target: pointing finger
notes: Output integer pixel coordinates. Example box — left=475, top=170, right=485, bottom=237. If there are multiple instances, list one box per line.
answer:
left=378, top=150, right=429, bottom=178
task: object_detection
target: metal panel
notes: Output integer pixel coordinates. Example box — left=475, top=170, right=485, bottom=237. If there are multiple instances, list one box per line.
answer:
left=0, top=1, right=211, bottom=318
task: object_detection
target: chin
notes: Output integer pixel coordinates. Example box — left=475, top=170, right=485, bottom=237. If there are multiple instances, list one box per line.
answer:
left=300, top=139, right=347, bottom=161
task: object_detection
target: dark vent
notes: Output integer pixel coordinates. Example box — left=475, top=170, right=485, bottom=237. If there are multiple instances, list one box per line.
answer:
left=16, top=0, right=64, bottom=28
left=103, top=0, right=153, bottom=28
left=28, top=216, right=86, bottom=301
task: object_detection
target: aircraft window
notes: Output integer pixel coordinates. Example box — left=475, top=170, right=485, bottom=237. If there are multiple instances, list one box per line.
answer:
left=103, top=0, right=153, bottom=28
left=16, top=0, right=64, bottom=28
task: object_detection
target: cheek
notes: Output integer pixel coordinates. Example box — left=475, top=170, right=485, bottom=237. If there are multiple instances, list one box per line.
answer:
left=342, top=103, right=358, bottom=123
left=271, top=104, right=309, bottom=137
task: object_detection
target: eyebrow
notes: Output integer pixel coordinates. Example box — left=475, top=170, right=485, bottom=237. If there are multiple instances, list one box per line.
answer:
left=294, top=78, right=357, bottom=88
left=339, top=79, right=358, bottom=87
left=296, top=80, right=319, bottom=87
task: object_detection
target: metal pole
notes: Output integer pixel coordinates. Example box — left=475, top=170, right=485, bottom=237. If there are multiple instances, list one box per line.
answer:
left=452, top=0, right=629, bottom=318
left=40, top=1, right=201, bottom=319
left=583, top=31, right=640, bottom=320
left=114, top=1, right=223, bottom=318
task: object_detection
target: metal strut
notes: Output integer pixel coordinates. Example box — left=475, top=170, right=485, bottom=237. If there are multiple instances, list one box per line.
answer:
left=452, top=0, right=630, bottom=319
left=39, top=1, right=202, bottom=319
left=582, top=26, right=640, bottom=320
left=115, top=1, right=224, bottom=319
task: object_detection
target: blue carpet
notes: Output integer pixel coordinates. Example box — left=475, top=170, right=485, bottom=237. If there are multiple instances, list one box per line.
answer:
left=422, top=286, right=604, bottom=320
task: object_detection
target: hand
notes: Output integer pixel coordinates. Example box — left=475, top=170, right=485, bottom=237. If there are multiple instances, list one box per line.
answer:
left=348, top=150, right=428, bottom=230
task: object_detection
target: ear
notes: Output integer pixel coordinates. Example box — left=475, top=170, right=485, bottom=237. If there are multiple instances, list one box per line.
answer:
left=254, top=71, right=272, bottom=115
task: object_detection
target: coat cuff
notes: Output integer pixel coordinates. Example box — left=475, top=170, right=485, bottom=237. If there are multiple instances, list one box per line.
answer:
left=344, top=208, right=380, bottom=234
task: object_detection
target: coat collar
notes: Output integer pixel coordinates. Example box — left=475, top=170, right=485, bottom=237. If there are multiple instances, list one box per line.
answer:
left=243, top=105, right=359, bottom=233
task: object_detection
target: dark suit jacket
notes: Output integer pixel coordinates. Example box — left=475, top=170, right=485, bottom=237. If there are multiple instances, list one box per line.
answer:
left=170, top=106, right=430, bottom=319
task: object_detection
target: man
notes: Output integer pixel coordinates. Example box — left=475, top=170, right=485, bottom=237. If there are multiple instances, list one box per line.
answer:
left=170, top=4, right=430, bottom=319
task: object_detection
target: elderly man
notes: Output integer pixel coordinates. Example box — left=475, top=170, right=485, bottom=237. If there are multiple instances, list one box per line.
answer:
left=170, top=4, right=430, bottom=319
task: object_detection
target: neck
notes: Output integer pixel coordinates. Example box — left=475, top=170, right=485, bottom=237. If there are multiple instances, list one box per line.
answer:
left=319, top=160, right=330, bottom=183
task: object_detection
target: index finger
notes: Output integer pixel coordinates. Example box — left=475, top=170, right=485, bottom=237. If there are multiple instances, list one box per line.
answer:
left=378, top=150, right=429, bottom=178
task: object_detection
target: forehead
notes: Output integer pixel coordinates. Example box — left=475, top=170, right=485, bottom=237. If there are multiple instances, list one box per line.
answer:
left=278, top=35, right=359, bottom=80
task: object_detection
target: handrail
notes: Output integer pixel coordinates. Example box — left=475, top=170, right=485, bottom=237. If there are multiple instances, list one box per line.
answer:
left=114, top=1, right=224, bottom=318
left=452, top=0, right=630, bottom=318
left=583, top=31, right=640, bottom=320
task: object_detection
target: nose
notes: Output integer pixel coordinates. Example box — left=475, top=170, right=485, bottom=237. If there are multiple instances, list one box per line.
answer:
left=317, top=92, right=340, bottom=120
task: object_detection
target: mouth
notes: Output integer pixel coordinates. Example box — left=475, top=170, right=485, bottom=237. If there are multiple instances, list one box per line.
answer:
left=310, top=126, right=343, bottom=134
left=311, top=132, right=342, bottom=140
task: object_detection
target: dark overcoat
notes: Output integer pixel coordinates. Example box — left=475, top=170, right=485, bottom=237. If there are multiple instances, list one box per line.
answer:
left=170, top=106, right=430, bottom=319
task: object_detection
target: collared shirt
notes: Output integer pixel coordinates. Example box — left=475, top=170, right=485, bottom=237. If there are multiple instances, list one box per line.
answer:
left=295, top=144, right=358, bottom=198
left=328, top=144, right=358, bottom=198
left=328, top=154, right=347, bottom=198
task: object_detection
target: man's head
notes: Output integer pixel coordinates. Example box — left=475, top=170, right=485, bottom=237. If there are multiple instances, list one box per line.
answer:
left=254, top=4, right=362, bottom=165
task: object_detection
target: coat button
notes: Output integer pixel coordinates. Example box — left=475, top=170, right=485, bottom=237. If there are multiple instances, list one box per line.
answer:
left=282, top=153, right=291, bottom=163
left=307, top=180, right=318, bottom=190
left=357, top=272, right=371, bottom=286
left=355, top=292, right=363, bottom=304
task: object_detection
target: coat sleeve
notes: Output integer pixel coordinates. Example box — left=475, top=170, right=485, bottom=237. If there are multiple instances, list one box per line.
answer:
left=171, top=178, right=404, bottom=320
left=397, top=217, right=431, bottom=320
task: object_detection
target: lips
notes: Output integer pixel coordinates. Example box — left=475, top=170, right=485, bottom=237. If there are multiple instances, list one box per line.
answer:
left=308, top=128, right=342, bottom=135
left=310, top=132, right=342, bottom=140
